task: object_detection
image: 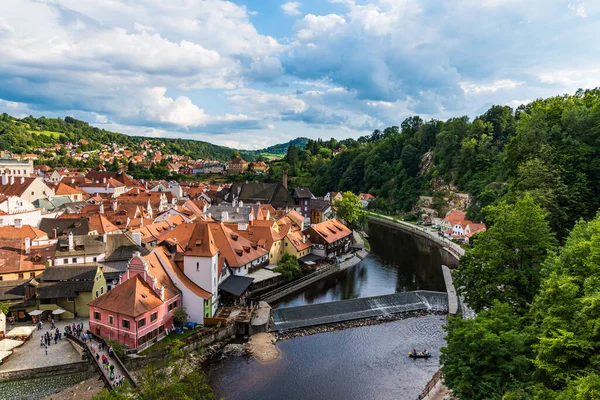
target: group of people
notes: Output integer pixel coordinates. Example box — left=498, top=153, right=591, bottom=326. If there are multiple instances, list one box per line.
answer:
left=92, top=343, right=123, bottom=385
left=40, top=328, right=62, bottom=353
left=412, top=348, right=429, bottom=355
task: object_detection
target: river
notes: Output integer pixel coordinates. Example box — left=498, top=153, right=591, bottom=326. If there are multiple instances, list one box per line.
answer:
left=207, top=221, right=455, bottom=400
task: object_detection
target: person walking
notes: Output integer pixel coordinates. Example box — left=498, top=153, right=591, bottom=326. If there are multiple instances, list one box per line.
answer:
left=44, top=345, right=48, bottom=356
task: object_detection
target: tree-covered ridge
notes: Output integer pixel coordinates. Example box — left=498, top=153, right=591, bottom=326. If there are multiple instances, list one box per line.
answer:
left=281, top=88, right=600, bottom=241
left=0, top=113, right=259, bottom=161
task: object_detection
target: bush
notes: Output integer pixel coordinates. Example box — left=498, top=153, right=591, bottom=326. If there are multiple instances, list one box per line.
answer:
left=273, top=253, right=303, bottom=281
left=106, top=339, right=125, bottom=359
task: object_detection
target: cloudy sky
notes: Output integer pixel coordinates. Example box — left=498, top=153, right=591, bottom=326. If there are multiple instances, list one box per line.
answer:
left=0, top=0, right=598, bottom=149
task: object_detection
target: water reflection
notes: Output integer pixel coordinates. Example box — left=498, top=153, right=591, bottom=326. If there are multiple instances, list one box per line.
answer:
left=275, top=221, right=455, bottom=309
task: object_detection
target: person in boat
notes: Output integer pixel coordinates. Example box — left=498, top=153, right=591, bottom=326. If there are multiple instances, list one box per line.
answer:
left=412, top=348, right=417, bottom=355
left=423, top=349, right=428, bottom=355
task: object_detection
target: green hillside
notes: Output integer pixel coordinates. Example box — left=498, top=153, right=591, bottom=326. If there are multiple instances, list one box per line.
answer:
left=0, top=113, right=311, bottom=163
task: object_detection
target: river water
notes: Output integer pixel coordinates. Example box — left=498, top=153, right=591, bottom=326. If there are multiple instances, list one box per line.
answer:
left=207, top=221, right=455, bottom=400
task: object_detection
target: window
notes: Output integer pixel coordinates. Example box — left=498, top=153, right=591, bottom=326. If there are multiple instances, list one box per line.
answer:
left=31, top=191, right=34, bottom=195
left=122, top=320, right=130, bottom=329
left=138, top=318, right=146, bottom=328
left=94, top=311, right=101, bottom=320
left=95, top=290, right=99, bottom=298
left=100, top=287, right=104, bottom=294
left=72, top=258, right=77, bottom=264
left=93, top=257, right=97, bottom=262
left=108, top=315, right=114, bottom=325
left=168, top=301, right=178, bottom=311
left=29, top=272, right=35, bottom=278
left=196, top=262, right=199, bottom=271
left=63, top=259, right=68, bottom=264
left=67, top=297, right=75, bottom=302
left=150, top=312, right=157, bottom=322
left=0, top=276, right=3, bottom=281
left=18, top=273, right=24, bottom=279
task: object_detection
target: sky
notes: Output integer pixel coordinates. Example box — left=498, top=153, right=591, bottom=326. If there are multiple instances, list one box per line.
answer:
left=0, top=0, right=598, bottom=150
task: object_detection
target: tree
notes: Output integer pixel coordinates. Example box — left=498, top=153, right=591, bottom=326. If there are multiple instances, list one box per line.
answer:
left=333, top=191, right=364, bottom=229
left=454, top=194, right=555, bottom=314
left=231, top=150, right=241, bottom=160
left=441, top=302, right=532, bottom=400
left=173, top=307, right=189, bottom=327
left=273, top=253, right=302, bottom=281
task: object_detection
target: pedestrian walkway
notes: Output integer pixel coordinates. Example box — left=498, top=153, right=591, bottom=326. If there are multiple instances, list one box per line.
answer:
left=0, top=319, right=84, bottom=372
left=84, top=338, right=130, bottom=389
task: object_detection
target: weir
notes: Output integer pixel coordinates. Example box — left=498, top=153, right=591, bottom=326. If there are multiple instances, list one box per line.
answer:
left=270, top=290, right=448, bottom=332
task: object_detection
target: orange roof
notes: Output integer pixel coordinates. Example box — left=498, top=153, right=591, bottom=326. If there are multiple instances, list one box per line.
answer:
left=228, top=223, right=282, bottom=252
left=206, top=222, right=268, bottom=268
left=0, top=225, right=47, bottom=240
left=88, top=274, right=163, bottom=317
left=55, top=182, right=84, bottom=196
left=88, top=214, right=120, bottom=234
left=305, top=219, right=352, bottom=244
left=184, top=224, right=218, bottom=257
left=444, top=211, right=467, bottom=227
left=0, top=240, right=54, bottom=275
left=286, top=230, right=311, bottom=251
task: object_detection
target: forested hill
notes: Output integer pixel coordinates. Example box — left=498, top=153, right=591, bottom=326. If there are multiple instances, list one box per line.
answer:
left=0, top=114, right=299, bottom=161
left=284, top=88, right=600, bottom=240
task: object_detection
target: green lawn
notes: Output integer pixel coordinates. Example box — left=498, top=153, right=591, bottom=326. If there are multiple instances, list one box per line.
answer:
left=259, top=152, right=284, bottom=160
left=28, top=130, right=62, bottom=138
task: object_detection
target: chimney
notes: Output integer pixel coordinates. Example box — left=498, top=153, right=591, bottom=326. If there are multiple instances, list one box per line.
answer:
left=99, top=203, right=104, bottom=214
left=14, top=219, right=22, bottom=229
left=68, top=231, right=74, bottom=251
left=20, top=177, right=24, bottom=184
left=282, top=171, right=288, bottom=190
left=239, top=200, right=244, bottom=207
left=24, top=237, right=31, bottom=254
left=103, top=177, right=107, bottom=184
left=71, top=178, right=75, bottom=184
left=112, top=200, right=118, bottom=212
left=160, top=286, right=165, bottom=301
left=132, top=231, right=142, bottom=247
left=1, top=174, right=7, bottom=185
left=9, top=176, right=14, bottom=185
left=102, top=233, right=107, bottom=243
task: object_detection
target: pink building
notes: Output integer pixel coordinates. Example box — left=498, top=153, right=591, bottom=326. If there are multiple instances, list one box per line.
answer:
left=88, top=252, right=181, bottom=349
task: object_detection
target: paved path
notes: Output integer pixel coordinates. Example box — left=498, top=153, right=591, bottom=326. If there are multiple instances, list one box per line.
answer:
left=0, top=319, right=86, bottom=372
left=85, top=338, right=129, bottom=388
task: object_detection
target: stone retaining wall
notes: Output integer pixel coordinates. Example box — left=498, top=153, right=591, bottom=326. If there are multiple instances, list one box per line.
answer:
left=123, top=324, right=237, bottom=370
left=0, top=360, right=89, bottom=382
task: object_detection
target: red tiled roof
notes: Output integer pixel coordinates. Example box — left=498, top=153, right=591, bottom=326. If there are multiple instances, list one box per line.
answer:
left=88, top=274, right=163, bottom=317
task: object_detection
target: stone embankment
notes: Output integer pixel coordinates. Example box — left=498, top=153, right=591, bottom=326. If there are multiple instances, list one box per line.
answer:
left=275, top=310, right=445, bottom=341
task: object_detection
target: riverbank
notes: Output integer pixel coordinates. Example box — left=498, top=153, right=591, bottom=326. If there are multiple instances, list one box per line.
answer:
left=246, top=333, right=280, bottom=362
left=275, top=310, right=446, bottom=341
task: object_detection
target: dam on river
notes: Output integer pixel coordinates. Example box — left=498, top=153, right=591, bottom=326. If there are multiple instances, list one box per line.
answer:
left=270, top=290, right=448, bottom=331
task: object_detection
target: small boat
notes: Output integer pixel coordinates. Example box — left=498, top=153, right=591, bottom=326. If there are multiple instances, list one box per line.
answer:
left=409, top=351, right=431, bottom=358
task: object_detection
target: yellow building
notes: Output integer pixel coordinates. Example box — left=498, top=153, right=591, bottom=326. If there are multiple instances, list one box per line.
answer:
left=283, top=230, right=312, bottom=259
left=37, top=264, right=106, bottom=319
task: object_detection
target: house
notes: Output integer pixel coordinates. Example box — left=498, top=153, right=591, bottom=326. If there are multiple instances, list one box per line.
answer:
left=0, top=195, right=36, bottom=216
left=0, top=175, right=54, bottom=204
left=0, top=238, right=56, bottom=281
left=0, top=159, right=34, bottom=177
left=0, top=279, right=38, bottom=322
left=283, top=230, right=312, bottom=260
left=39, top=218, right=96, bottom=239
left=54, top=182, right=85, bottom=202
left=324, top=191, right=343, bottom=205
left=358, top=193, right=376, bottom=207
left=251, top=161, right=269, bottom=174
left=227, top=158, right=248, bottom=175
left=79, top=178, right=127, bottom=198
left=37, top=264, right=106, bottom=319
left=441, top=211, right=486, bottom=242
left=88, top=253, right=181, bottom=349
left=309, top=199, right=332, bottom=224
left=292, top=187, right=314, bottom=219
left=85, top=170, right=136, bottom=191
left=224, top=182, right=296, bottom=210
left=303, top=219, right=352, bottom=261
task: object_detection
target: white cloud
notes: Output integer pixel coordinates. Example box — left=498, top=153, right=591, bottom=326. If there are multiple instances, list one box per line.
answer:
left=282, top=2, right=302, bottom=16
left=294, top=14, right=346, bottom=40
left=568, top=2, right=587, bottom=18
left=460, top=79, right=525, bottom=94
